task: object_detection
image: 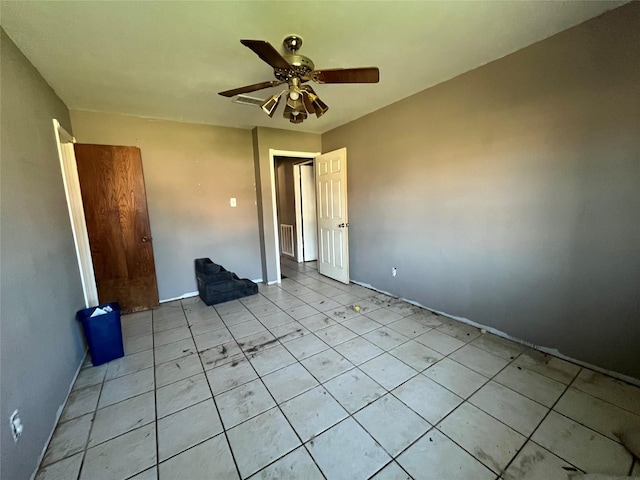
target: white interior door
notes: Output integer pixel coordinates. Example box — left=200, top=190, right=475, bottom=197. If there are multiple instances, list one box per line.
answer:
left=300, top=164, right=318, bottom=261
left=316, top=148, right=349, bottom=283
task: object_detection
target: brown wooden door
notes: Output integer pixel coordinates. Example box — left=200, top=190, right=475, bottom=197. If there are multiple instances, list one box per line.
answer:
left=74, top=144, right=159, bottom=313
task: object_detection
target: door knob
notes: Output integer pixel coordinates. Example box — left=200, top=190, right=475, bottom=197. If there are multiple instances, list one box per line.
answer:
left=141, top=236, right=151, bottom=242
left=338, top=223, right=350, bottom=228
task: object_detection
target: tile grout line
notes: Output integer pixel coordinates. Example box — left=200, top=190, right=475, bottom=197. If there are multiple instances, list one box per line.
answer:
left=277, top=261, right=640, bottom=475
left=184, top=300, right=245, bottom=480
left=79, top=308, right=600, bottom=479
left=55, top=265, right=638, bottom=480
left=207, top=274, right=487, bottom=466
left=76, top=354, right=109, bottom=480
left=213, top=268, right=414, bottom=477
left=43, top=275, right=441, bottom=476
left=74, top=355, right=105, bottom=480
left=472, top=349, right=639, bottom=463
left=355, top=344, right=517, bottom=478
left=43, top=313, right=155, bottom=478
left=150, top=306, right=160, bottom=479
left=495, top=365, right=585, bottom=478
left=183, top=299, right=311, bottom=476
left=158, top=280, right=521, bottom=476
left=215, top=301, right=330, bottom=480
left=365, top=343, right=528, bottom=478
left=355, top=342, right=548, bottom=477
left=106, top=311, right=157, bottom=479
left=231, top=285, right=437, bottom=477
left=281, top=265, right=434, bottom=480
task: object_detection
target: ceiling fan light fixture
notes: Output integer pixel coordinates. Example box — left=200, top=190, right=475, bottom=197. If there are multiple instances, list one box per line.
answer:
left=300, top=85, right=328, bottom=118
left=289, top=90, right=300, bottom=101
left=284, top=95, right=306, bottom=120
left=312, top=102, right=328, bottom=118
left=283, top=100, right=295, bottom=119
left=289, top=111, right=307, bottom=124
left=261, top=90, right=285, bottom=117
left=310, top=95, right=329, bottom=118
left=301, top=91, right=316, bottom=115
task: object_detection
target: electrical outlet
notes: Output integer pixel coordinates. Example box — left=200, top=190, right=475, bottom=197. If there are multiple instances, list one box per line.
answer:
left=392, top=267, right=397, bottom=277
left=230, top=197, right=237, bottom=207
left=10, top=410, right=23, bottom=442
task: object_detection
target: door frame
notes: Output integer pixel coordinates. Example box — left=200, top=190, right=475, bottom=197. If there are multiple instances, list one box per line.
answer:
left=268, top=149, right=319, bottom=283
left=53, top=119, right=99, bottom=307
left=293, top=161, right=317, bottom=263
left=292, top=165, right=303, bottom=263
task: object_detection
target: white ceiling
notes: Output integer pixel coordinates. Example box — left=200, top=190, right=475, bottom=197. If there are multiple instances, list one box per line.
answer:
left=1, top=1, right=627, bottom=134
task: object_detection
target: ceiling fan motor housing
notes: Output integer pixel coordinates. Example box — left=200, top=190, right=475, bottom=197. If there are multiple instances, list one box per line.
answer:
left=275, top=54, right=315, bottom=81
left=283, top=35, right=303, bottom=52
left=274, top=35, right=314, bottom=81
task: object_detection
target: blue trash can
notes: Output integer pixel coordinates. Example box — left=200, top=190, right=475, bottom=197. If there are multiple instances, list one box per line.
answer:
left=77, top=302, right=124, bottom=366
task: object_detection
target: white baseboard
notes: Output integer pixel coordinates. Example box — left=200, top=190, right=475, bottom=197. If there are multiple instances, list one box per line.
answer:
left=160, top=291, right=198, bottom=303
left=160, top=280, right=264, bottom=304
left=351, top=279, right=640, bottom=388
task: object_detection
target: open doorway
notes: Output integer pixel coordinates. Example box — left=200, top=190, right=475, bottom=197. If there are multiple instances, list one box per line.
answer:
left=274, top=155, right=317, bottom=274
left=266, top=147, right=349, bottom=285
left=293, top=161, right=318, bottom=262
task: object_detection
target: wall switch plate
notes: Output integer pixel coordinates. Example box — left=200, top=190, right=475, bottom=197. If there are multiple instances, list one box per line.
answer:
left=230, top=198, right=237, bottom=207
left=392, top=267, right=397, bottom=277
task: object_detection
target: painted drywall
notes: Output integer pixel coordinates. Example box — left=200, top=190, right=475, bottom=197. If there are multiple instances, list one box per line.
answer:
left=323, top=4, right=640, bottom=379
left=70, top=111, right=262, bottom=300
left=275, top=158, right=297, bottom=257
left=275, top=158, right=298, bottom=231
left=252, top=127, right=321, bottom=283
left=1, top=29, right=86, bottom=480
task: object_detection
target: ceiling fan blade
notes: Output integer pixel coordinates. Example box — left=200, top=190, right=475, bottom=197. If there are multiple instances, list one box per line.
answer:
left=218, top=80, right=285, bottom=98
left=240, top=40, right=291, bottom=70
left=310, top=67, right=380, bottom=84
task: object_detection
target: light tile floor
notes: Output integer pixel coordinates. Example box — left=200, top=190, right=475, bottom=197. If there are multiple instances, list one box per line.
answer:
left=37, top=258, right=640, bottom=480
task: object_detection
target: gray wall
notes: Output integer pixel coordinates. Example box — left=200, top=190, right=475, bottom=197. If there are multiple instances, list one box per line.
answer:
left=252, top=127, right=321, bottom=283
left=1, top=29, right=86, bottom=480
left=323, top=3, right=640, bottom=380
left=70, top=111, right=263, bottom=299
left=275, top=158, right=297, bottom=231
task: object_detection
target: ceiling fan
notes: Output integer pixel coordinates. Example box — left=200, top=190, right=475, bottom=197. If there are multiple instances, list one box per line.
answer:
left=219, top=35, right=380, bottom=124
